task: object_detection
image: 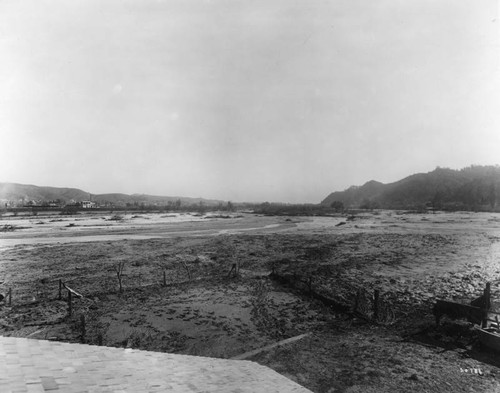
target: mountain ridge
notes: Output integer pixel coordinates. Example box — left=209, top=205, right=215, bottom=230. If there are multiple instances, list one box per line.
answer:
left=322, top=165, right=500, bottom=211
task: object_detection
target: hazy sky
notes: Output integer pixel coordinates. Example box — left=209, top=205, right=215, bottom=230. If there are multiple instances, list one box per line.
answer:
left=1, top=0, right=499, bottom=203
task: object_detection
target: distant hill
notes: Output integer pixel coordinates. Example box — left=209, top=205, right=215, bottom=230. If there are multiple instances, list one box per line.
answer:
left=0, top=182, right=224, bottom=207
left=0, top=183, right=90, bottom=203
left=321, top=166, right=500, bottom=211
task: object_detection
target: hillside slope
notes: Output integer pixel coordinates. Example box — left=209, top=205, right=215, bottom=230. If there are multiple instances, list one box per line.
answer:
left=0, top=182, right=224, bottom=207
left=322, top=166, right=500, bottom=211
left=0, top=183, right=89, bottom=203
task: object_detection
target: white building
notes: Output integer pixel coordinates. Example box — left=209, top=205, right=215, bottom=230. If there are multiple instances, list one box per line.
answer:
left=81, top=201, right=97, bottom=209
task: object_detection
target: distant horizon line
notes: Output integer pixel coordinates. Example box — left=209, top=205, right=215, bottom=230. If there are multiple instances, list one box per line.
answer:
left=0, top=180, right=307, bottom=205
left=2, top=164, right=500, bottom=205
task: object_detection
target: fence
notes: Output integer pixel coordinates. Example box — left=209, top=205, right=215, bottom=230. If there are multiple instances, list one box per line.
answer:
left=269, top=270, right=396, bottom=324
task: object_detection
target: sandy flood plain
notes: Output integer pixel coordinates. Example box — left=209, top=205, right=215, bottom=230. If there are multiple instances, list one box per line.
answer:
left=2, top=210, right=500, bottom=392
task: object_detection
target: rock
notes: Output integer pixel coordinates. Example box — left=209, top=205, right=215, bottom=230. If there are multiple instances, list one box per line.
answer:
left=409, top=373, right=419, bottom=381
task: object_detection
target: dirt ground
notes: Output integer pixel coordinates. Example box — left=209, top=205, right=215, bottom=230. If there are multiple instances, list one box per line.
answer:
left=1, top=210, right=500, bottom=392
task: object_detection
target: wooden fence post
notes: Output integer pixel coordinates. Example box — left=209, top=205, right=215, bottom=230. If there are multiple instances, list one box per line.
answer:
left=373, top=289, right=380, bottom=322
left=228, top=264, right=236, bottom=278
left=80, top=314, right=86, bottom=343
left=180, top=260, right=192, bottom=281
left=116, top=262, right=125, bottom=293
left=485, top=282, right=491, bottom=310
left=353, top=289, right=360, bottom=313
left=58, top=279, right=62, bottom=300
left=482, top=282, right=491, bottom=328
left=67, top=290, right=72, bottom=317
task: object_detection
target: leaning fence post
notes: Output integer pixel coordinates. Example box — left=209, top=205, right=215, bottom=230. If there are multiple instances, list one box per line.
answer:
left=67, top=290, right=72, bottom=317
left=373, top=289, right=380, bottom=321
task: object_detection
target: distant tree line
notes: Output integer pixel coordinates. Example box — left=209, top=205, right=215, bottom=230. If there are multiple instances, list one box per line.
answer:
left=251, top=202, right=344, bottom=216
left=2, top=200, right=237, bottom=215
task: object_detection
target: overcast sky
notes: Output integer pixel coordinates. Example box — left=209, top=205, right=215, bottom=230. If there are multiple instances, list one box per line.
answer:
left=1, top=0, right=499, bottom=203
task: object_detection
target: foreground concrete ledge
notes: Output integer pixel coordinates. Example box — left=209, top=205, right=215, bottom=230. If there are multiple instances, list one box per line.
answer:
left=0, top=336, right=312, bottom=392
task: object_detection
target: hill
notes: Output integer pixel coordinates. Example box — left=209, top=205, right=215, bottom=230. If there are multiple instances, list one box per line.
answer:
left=321, top=165, right=500, bottom=211
left=0, top=182, right=224, bottom=207
left=0, top=183, right=89, bottom=203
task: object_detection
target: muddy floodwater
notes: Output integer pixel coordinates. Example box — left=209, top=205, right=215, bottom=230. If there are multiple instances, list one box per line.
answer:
left=2, top=210, right=500, bottom=392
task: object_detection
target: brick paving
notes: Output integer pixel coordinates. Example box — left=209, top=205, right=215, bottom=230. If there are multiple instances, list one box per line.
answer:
left=0, top=336, right=312, bottom=392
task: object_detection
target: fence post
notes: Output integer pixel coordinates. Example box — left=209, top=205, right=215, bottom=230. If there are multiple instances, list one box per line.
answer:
left=482, top=282, right=491, bottom=328
left=373, top=289, right=380, bottom=322
left=67, top=290, right=72, bottom=317
left=353, top=289, right=360, bottom=313
left=80, top=314, right=86, bottom=343
left=228, top=264, right=236, bottom=278
left=58, top=279, right=62, bottom=300
left=115, top=262, right=125, bottom=293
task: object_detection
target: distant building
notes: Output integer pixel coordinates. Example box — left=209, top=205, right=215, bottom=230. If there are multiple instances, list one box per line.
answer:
left=81, top=201, right=97, bottom=209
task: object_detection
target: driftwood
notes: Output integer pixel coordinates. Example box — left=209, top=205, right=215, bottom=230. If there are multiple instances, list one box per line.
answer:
left=58, top=282, right=84, bottom=317
left=231, top=333, right=310, bottom=360
left=62, top=283, right=84, bottom=298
